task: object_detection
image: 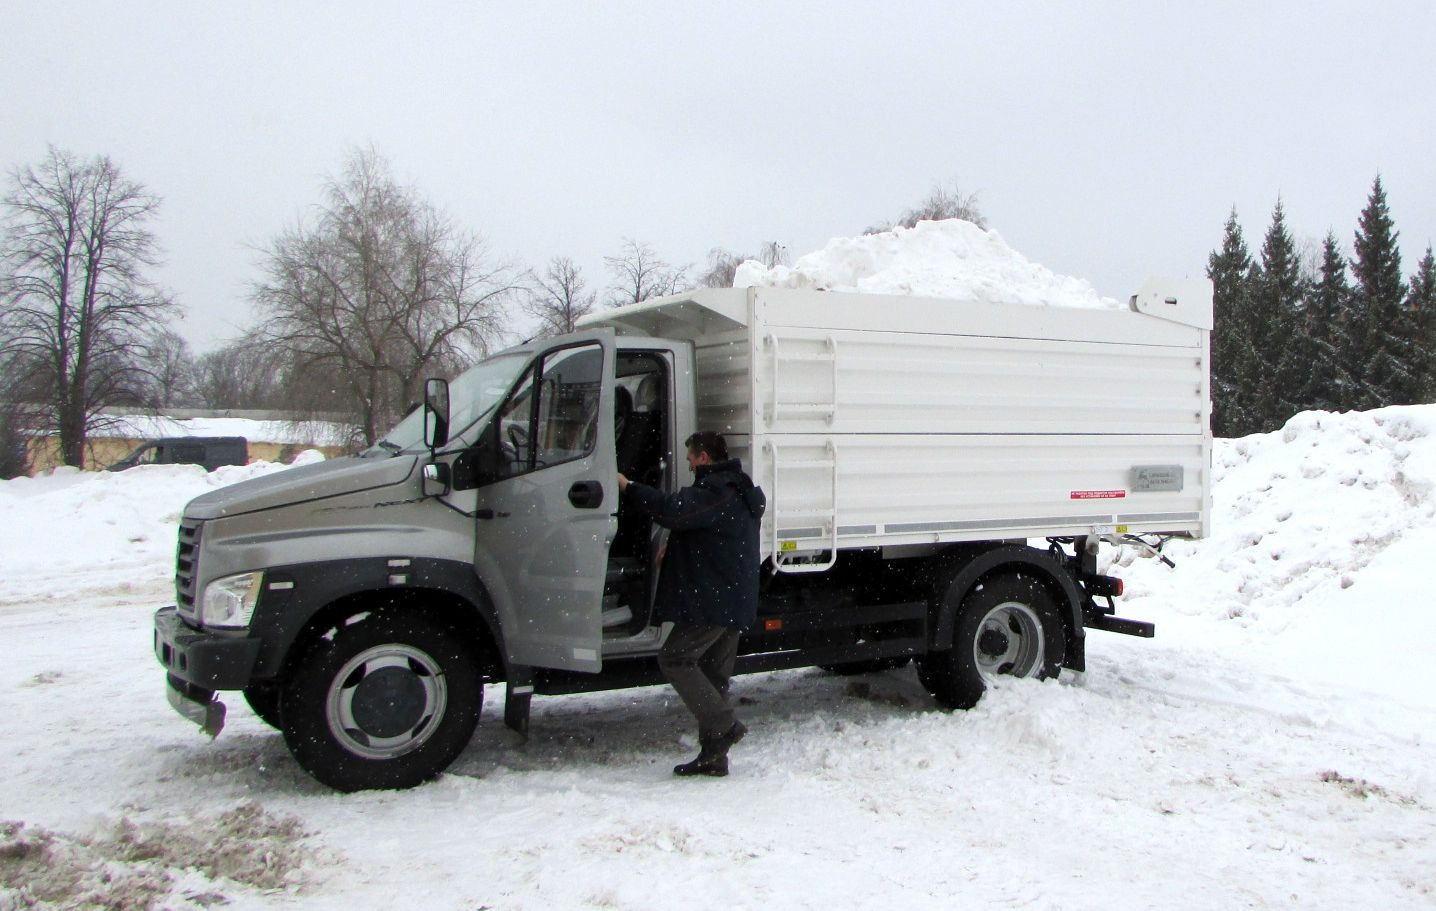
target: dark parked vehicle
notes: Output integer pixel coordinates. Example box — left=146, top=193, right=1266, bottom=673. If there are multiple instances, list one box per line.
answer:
left=108, top=437, right=248, bottom=472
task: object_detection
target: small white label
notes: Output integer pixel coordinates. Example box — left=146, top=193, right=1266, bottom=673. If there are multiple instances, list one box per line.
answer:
left=573, top=648, right=598, bottom=661
left=267, top=581, right=294, bottom=591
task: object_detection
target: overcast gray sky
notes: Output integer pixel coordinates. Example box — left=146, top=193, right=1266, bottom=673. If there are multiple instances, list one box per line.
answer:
left=3, top=2, right=1432, bottom=351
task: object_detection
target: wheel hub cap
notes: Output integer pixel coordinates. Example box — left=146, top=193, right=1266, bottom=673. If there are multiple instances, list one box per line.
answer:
left=972, top=601, right=1045, bottom=681
left=326, top=645, right=448, bottom=760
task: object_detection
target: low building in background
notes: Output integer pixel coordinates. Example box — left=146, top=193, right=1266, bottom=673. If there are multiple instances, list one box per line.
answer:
left=25, top=410, right=355, bottom=473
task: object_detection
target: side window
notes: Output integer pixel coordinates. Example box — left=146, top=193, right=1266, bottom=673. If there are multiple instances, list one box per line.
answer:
left=487, top=341, right=603, bottom=481
left=493, top=366, right=536, bottom=480
left=535, top=344, right=603, bottom=466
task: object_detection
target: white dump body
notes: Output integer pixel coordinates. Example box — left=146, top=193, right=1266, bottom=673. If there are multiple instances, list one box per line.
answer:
left=583, top=280, right=1212, bottom=570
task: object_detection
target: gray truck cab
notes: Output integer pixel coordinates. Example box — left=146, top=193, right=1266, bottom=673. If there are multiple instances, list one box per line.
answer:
left=154, top=330, right=697, bottom=790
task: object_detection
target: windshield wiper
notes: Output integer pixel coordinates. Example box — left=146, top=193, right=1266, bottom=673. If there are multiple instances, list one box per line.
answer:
left=375, top=439, right=403, bottom=454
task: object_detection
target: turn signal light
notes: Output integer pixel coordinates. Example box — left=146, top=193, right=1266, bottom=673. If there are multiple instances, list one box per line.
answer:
left=764, top=618, right=783, bottom=631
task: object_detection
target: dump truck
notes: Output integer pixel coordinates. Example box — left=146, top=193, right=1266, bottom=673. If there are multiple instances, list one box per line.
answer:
left=153, top=280, right=1212, bottom=791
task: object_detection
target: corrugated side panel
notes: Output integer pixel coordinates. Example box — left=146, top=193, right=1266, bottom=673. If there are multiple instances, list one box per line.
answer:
left=754, top=326, right=1205, bottom=436
left=754, top=433, right=1207, bottom=556
left=694, top=330, right=754, bottom=437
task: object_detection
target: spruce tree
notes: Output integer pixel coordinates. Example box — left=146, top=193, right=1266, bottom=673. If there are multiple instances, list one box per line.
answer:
left=1207, top=209, right=1260, bottom=437
left=1405, top=245, right=1436, bottom=399
left=1350, top=175, right=1413, bottom=405
left=1303, top=232, right=1356, bottom=409
left=1253, top=200, right=1309, bottom=427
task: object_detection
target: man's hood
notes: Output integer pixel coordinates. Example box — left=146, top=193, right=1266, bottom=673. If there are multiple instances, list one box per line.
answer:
left=697, top=458, right=766, bottom=518
left=184, top=454, right=418, bottom=520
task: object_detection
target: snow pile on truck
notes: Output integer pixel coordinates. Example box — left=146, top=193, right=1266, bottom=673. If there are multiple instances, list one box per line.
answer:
left=733, top=218, right=1121, bottom=311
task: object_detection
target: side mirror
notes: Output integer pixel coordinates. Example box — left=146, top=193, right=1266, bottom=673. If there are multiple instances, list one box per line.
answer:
left=422, top=462, right=452, bottom=497
left=423, top=378, right=450, bottom=449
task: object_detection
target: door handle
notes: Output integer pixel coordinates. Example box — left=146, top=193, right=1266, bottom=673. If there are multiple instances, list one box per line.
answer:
left=568, top=480, right=604, bottom=509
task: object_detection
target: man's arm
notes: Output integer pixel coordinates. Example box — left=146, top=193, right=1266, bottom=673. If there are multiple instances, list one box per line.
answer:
left=621, top=475, right=726, bottom=531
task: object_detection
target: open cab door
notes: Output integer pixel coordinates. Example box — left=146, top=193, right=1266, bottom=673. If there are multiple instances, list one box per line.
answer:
left=469, top=331, right=618, bottom=672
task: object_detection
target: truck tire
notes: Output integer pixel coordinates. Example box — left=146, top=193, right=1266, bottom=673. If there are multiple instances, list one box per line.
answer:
left=242, top=684, right=283, bottom=729
left=918, top=573, right=1065, bottom=710
left=279, top=611, right=482, bottom=792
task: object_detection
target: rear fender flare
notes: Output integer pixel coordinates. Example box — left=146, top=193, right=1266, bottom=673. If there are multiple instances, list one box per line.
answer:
left=927, top=545, right=1085, bottom=667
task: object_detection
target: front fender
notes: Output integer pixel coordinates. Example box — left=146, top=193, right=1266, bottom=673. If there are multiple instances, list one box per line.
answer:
left=244, top=557, right=505, bottom=682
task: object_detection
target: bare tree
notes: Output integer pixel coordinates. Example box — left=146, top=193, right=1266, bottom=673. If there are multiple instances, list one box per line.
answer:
left=251, top=147, right=519, bottom=446
left=867, top=181, right=987, bottom=234
left=189, top=334, right=285, bottom=410
left=604, top=238, right=690, bottom=307
left=523, top=256, right=596, bottom=337
left=140, top=327, right=199, bottom=410
left=697, top=241, right=788, bottom=288
left=0, top=147, right=176, bottom=467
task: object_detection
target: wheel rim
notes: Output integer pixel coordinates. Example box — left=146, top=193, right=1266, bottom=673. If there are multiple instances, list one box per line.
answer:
left=972, top=600, right=1045, bottom=682
left=325, top=644, right=448, bottom=760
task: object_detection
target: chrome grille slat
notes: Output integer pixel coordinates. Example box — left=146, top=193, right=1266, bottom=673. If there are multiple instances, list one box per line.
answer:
left=175, top=519, right=203, bottom=618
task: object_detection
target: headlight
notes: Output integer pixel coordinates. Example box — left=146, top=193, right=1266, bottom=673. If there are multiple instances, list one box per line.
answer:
left=200, top=572, right=264, bottom=629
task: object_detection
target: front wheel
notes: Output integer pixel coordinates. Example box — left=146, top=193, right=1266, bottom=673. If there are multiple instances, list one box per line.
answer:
left=280, top=611, right=482, bottom=792
left=918, top=573, right=1065, bottom=710
left=242, top=684, right=283, bottom=729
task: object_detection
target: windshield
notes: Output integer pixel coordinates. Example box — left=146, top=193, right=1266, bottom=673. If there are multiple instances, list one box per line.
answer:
left=369, top=352, right=530, bottom=454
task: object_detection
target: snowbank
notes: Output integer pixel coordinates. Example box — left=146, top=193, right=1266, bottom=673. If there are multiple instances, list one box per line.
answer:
left=734, top=218, right=1122, bottom=310
left=0, top=452, right=324, bottom=608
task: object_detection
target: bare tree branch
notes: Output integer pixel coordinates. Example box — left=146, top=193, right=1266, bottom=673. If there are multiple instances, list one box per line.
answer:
left=250, top=146, right=518, bottom=446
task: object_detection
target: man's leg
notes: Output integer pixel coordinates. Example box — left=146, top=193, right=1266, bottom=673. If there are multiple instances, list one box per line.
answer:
left=698, top=627, right=740, bottom=703
left=659, top=623, right=738, bottom=738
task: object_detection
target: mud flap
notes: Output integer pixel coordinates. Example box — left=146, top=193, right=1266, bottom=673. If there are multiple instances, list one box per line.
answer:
left=165, top=674, right=227, bottom=738
left=504, top=665, right=533, bottom=736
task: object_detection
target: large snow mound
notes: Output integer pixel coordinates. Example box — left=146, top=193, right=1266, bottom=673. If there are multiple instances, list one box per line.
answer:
left=1114, top=405, right=1436, bottom=702
left=734, top=218, right=1122, bottom=310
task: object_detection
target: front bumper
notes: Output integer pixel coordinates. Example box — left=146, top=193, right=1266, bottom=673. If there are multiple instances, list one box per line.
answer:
left=154, top=606, right=262, bottom=736
left=153, top=605, right=262, bottom=690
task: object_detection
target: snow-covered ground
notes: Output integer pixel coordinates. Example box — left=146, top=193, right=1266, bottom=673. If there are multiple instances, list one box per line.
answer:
left=3, top=407, right=1434, bottom=910
left=3, top=222, right=1432, bottom=908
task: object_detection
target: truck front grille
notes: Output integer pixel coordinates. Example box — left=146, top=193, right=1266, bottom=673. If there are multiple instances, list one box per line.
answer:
left=175, top=519, right=203, bottom=619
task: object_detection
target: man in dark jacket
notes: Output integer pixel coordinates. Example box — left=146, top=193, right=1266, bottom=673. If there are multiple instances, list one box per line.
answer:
left=618, top=431, right=766, bottom=777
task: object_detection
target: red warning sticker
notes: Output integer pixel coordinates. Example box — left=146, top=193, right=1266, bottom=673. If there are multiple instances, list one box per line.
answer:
left=1070, top=490, right=1127, bottom=500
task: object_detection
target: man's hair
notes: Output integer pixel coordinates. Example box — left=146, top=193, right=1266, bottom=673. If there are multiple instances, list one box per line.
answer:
left=685, top=431, right=728, bottom=462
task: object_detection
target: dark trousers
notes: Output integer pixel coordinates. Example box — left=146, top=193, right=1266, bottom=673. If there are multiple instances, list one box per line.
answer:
left=658, top=623, right=740, bottom=737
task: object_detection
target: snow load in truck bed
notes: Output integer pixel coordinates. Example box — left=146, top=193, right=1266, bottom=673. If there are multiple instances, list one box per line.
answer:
left=734, top=218, right=1122, bottom=311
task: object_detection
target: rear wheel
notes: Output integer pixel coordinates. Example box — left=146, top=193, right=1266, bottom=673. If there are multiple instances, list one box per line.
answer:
left=280, top=611, right=482, bottom=792
left=918, top=573, right=1065, bottom=709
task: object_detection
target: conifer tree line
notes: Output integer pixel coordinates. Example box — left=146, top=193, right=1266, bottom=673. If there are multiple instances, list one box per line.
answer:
left=1209, top=176, right=1436, bottom=438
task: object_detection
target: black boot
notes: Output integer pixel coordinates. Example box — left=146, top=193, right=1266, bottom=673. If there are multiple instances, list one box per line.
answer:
left=673, top=722, right=746, bottom=778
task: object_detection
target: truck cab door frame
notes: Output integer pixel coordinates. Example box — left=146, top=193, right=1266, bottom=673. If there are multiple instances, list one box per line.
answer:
left=464, top=331, right=619, bottom=673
